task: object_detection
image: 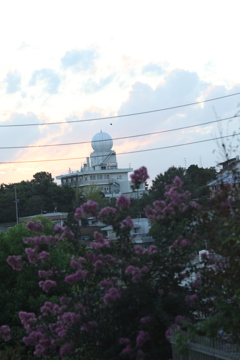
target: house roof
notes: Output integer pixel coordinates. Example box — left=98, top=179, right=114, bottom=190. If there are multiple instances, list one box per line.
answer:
left=208, top=172, right=240, bottom=186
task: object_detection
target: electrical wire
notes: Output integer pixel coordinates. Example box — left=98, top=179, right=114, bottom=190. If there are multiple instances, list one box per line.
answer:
left=0, top=115, right=238, bottom=150
left=1, top=133, right=238, bottom=164
left=0, top=92, right=240, bottom=128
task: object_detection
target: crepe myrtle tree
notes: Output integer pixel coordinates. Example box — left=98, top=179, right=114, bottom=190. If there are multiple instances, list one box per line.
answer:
left=3, top=166, right=236, bottom=359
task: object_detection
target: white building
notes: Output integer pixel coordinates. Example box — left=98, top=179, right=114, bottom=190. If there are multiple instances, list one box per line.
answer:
left=56, top=131, right=146, bottom=199
left=208, top=156, right=240, bottom=192
left=102, top=218, right=154, bottom=245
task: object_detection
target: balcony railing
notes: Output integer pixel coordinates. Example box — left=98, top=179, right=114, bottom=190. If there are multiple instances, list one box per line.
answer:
left=171, top=335, right=240, bottom=360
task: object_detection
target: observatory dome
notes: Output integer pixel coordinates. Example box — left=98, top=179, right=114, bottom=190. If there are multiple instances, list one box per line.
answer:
left=91, top=131, right=113, bottom=152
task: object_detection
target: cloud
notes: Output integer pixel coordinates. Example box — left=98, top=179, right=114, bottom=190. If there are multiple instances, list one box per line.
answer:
left=61, top=48, right=98, bottom=72
left=29, top=68, right=61, bottom=94
left=142, top=63, right=164, bottom=76
left=0, top=112, right=45, bottom=163
left=114, top=69, right=240, bottom=180
left=83, top=75, right=114, bottom=93
left=5, top=71, right=21, bottom=93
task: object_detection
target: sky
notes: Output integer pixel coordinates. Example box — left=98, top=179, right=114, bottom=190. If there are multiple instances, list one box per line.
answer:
left=1, top=0, right=240, bottom=186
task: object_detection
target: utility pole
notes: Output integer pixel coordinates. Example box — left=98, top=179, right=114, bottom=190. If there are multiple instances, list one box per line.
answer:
left=14, top=186, right=19, bottom=224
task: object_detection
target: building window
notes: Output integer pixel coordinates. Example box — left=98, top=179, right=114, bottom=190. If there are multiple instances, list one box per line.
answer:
left=104, top=174, right=109, bottom=179
left=101, top=166, right=106, bottom=170
left=85, top=177, right=88, bottom=181
left=117, top=175, right=122, bottom=179
left=90, top=175, right=96, bottom=180
left=97, top=175, right=102, bottom=180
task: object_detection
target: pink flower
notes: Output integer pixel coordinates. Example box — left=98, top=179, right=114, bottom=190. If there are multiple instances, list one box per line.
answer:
left=19, top=311, right=37, bottom=331
left=81, top=321, right=98, bottom=332
left=140, top=316, right=151, bottom=324
left=121, top=216, right=134, bottom=228
left=82, top=200, right=98, bottom=215
left=103, top=287, right=121, bottom=305
left=26, top=220, right=44, bottom=233
left=7, top=255, right=24, bottom=271
left=39, top=280, right=57, bottom=293
left=74, top=207, right=83, bottom=220
left=173, top=176, right=183, bottom=188
left=65, top=269, right=88, bottom=284
left=149, top=245, right=158, bottom=254
left=136, top=330, right=150, bottom=347
left=135, top=245, right=144, bottom=254
left=130, top=166, right=149, bottom=186
left=99, top=278, right=116, bottom=288
left=0, top=325, right=11, bottom=341
left=116, top=195, right=131, bottom=210
left=122, top=344, right=132, bottom=354
left=39, top=251, right=50, bottom=263
left=25, top=248, right=39, bottom=264
left=98, top=207, right=117, bottom=223
left=180, top=239, right=191, bottom=247
left=59, top=343, right=74, bottom=357
left=38, top=269, right=54, bottom=278
left=185, top=294, right=198, bottom=305
left=70, top=256, right=86, bottom=269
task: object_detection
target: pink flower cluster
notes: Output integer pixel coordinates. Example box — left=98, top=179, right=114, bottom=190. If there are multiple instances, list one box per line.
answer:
left=103, top=287, right=121, bottom=305
left=145, top=177, right=199, bottom=222
left=0, top=325, right=11, bottom=341
left=26, top=220, right=44, bottom=233
left=121, top=216, right=134, bottom=229
left=23, top=235, right=58, bottom=246
left=7, top=255, right=24, bottom=271
left=130, top=166, right=149, bottom=187
left=64, top=269, right=88, bottom=284
left=165, top=315, right=191, bottom=340
left=116, top=195, right=131, bottom=210
left=19, top=311, right=37, bottom=332
left=169, top=236, right=192, bottom=250
left=25, top=248, right=50, bottom=264
left=75, top=200, right=98, bottom=220
left=90, top=231, right=110, bottom=249
left=136, top=330, right=150, bottom=347
left=98, top=206, right=117, bottom=224
left=54, top=224, right=74, bottom=240
left=39, top=280, right=57, bottom=293
left=125, top=265, right=149, bottom=283
left=185, top=294, right=198, bottom=305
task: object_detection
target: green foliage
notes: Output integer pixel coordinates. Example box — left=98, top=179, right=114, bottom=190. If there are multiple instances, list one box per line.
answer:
left=83, top=184, right=107, bottom=208
left=0, top=172, right=75, bottom=222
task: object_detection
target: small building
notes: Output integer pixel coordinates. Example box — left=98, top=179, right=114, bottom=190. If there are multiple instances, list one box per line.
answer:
left=19, top=212, right=68, bottom=226
left=56, top=131, right=147, bottom=199
left=208, top=156, right=240, bottom=192
left=102, top=218, right=154, bottom=246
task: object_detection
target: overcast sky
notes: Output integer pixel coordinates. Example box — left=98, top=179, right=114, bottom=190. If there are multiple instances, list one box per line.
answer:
left=0, top=0, right=240, bottom=185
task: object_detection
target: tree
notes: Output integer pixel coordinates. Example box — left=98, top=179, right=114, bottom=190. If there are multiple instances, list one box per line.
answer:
left=83, top=184, right=107, bottom=208
left=32, top=172, right=54, bottom=185
left=150, top=166, right=186, bottom=200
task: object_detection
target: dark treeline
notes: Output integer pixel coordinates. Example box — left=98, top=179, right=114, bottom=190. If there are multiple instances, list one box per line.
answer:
left=128, top=164, right=217, bottom=219
left=0, top=165, right=216, bottom=224
left=0, top=172, right=75, bottom=223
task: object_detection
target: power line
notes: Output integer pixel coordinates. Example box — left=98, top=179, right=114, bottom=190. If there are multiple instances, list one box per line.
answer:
left=0, top=115, right=238, bottom=150
left=1, top=133, right=238, bottom=164
left=0, top=92, right=240, bottom=128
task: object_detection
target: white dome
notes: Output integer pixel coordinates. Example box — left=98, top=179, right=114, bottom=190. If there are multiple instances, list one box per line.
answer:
left=91, top=131, right=113, bottom=152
